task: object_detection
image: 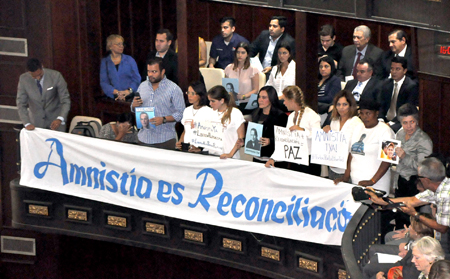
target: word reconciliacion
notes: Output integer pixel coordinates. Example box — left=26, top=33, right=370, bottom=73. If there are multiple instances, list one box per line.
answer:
left=33, top=138, right=353, bottom=233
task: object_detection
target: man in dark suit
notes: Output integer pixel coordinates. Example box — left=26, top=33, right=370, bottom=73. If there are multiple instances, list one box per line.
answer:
left=338, top=25, right=383, bottom=81
left=344, top=58, right=380, bottom=104
left=147, top=29, right=178, bottom=84
left=379, top=57, right=418, bottom=132
left=250, top=16, right=295, bottom=76
left=379, top=30, right=416, bottom=80
left=16, top=58, right=71, bottom=131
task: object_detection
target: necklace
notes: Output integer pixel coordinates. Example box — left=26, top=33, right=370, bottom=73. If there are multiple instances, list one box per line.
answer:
left=192, top=106, right=200, bottom=117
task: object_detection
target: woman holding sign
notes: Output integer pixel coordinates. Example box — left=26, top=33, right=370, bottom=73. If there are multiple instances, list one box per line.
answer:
left=176, top=81, right=211, bottom=151
left=392, top=104, right=433, bottom=229
left=334, top=100, right=394, bottom=195
left=207, top=85, right=246, bottom=159
left=224, top=42, right=260, bottom=101
left=323, top=90, right=362, bottom=180
left=265, top=86, right=322, bottom=176
left=251, top=86, right=289, bottom=165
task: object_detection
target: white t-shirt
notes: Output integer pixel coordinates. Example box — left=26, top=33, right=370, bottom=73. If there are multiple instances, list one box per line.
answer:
left=208, top=107, right=245, bottom=159
left=349, top=122, right=395, bottom=195
left=286, top=107, right=321, bottom=155
left=181, top=105, right=212, bottom=143
left=329, top=116, right=363, bottom=174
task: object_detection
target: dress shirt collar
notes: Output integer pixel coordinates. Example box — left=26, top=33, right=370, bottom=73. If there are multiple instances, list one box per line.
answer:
left=269, top=34, right=281, bottom=44
left=356, top=45, right=368, bottom=57
left=156, top=52, right=166, bottom=58
left=397, top=44, right=407, bottom=57
left=393, top=75, right=406, bottom=89
left=35, top=69, right=45, bottom=86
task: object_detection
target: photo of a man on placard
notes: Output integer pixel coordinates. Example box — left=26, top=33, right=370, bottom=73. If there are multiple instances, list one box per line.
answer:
left=139, top=112, right=149, bottom=129
left=246, top=128, right=261, bottom=150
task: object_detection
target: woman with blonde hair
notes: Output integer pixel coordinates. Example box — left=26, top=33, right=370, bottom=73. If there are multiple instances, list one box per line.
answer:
left=411, top=236, right=445, bottom=279
left=100, top=34, right=140, bottom=101
left=265, top=86, right=321, bottom=175
left=207, top=85, right=245, bottom=159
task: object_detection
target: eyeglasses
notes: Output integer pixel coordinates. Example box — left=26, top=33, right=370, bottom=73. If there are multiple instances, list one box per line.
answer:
left=418, top=175, right=428, bottom=180
left=185, top=91, right=197, bottom=96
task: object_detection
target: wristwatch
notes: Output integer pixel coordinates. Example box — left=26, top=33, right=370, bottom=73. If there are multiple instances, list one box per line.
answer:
left=414, top=212, right=420, bottom=222
left=162, top=116, right=167, bottom=124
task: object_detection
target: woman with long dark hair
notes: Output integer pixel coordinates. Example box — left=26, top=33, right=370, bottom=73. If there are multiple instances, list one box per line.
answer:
left=317, top=55, right=342, bottom=115
left=322, top=90, right=362, bottom=180
left=176, top=81, right=212, bottom=150
left=224, top=42, right=260, bottom=101
left=265, top=43, right=296, bottom=99
left=207, top=85, right=245, bottom=159
left=250, top=86, right=289, bottom=165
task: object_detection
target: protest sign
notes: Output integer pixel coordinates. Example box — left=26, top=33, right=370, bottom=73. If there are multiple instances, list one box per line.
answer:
left=272, top=126, right=309, bottom=165
left=311, top=129, right=349, bottom=169
left=190, top=120, right=224, bottom=154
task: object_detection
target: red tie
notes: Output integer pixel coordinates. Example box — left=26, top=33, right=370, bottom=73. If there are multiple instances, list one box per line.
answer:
left=352, top=52, right=362, bottom=79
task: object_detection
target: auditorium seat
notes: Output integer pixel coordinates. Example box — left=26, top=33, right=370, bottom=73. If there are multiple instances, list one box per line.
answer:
left=69, top=116, right=102, bottom=137
left=199, top=68, right=225, bottom=91
left=258, top=72, right=266, bottom=90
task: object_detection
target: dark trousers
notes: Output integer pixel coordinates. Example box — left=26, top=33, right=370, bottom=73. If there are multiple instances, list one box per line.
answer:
left=394, top=176, right=419, bottom=229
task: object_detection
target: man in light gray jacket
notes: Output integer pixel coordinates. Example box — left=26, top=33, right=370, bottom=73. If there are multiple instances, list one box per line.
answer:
left=17, top=58, right=71, bottom=131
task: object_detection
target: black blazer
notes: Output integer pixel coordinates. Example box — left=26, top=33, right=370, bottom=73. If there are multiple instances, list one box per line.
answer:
left=251, top=107, right=289, bottom=158
left=250, top=30, right=296, bottom=67
left=344, top=77, right=381, bottom=103
left=379, top=76, right=418, bottom=123
left=337, top=44, right=383, bottom=80
left=379, top=46, right=416, bottom=80
left=146, top=48, right=178, bottom=84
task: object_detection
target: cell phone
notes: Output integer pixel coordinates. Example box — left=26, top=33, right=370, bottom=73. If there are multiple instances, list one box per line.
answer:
left=134, top=92, right=140, bottom=98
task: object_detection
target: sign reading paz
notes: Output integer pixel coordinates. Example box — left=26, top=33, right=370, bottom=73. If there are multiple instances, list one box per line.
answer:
left=190, top=120, right=224, bottom=154
left=311, top=129, right=349, bottom=169
left=272, top=126, right=309, bottom=165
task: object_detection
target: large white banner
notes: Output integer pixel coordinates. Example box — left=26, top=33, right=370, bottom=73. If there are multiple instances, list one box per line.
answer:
left=311, top=129, right=350, bottom=169
left=20, top=128, right=360, bottom=246
left=272, top=126, right=309, bottom=165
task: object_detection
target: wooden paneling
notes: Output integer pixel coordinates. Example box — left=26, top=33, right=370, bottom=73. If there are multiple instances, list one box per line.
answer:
left=418, top=73, right=450, bottom=156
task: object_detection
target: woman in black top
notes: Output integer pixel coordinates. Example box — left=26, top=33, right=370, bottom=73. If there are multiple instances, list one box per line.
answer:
left=250, top=86, right=288, bottom=166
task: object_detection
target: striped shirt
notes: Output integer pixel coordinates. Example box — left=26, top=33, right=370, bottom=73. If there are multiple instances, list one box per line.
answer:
left=134, top=77, right=185, bottom=144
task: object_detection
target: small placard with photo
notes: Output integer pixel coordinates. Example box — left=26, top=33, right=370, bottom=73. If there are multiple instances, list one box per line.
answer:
left=136, top=107, right=155, bottom=129
left=378, top=139, right=401, bottom=164
left=222, top=78, right=239, bottom=105
left=245, top=122, right=263, bottom=157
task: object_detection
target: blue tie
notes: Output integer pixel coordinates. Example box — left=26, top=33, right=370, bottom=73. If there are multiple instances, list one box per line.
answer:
left=36, top=80, right=42, bottom=95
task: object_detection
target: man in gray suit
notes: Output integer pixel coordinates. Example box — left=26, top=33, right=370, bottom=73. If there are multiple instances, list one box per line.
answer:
left=17, top=58, right=71, bottom=131
left=337, top=25, right=383, bottom=81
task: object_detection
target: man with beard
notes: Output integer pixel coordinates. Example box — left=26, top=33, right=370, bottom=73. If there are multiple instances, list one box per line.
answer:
left=132, top=58, right=185, bottom=149
left=209, top=17, right=249, bottom=69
